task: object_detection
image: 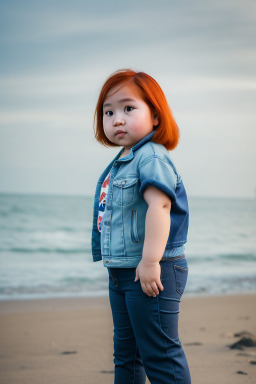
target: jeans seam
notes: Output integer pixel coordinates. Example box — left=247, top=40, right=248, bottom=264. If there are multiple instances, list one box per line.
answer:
left=132, top=345, right=138, bottom=384
left=161, top=254, right=185, bottom=262
left=156, top=295, right=178, bottom=384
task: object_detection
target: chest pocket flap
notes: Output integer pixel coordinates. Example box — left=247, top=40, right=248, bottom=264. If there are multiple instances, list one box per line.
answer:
left=113, top=178, right=138, bottom=188
left=113, top=178, right=138, bottom=206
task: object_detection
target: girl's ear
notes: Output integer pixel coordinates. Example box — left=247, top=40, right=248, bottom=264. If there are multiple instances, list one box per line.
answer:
left=153, top=113, right=160, bottom=128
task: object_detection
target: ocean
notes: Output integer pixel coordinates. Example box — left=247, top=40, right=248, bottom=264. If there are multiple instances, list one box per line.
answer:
left=0, top=193, right=255, bottom=301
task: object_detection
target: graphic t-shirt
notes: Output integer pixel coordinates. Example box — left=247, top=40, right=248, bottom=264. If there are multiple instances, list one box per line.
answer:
left=97, top=171, right=111, bottom=232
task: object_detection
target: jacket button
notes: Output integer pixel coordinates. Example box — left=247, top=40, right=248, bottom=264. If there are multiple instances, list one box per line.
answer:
left=105, top=260, right=109, bottom=264
left=121, top=181, right=126, bottom=186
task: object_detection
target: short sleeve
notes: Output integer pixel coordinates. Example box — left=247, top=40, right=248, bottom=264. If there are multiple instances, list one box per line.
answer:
left=139, top=156, right=178, bottom=202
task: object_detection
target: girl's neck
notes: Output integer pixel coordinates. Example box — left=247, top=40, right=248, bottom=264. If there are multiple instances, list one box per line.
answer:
left=119, top=148, right=130, bottom=159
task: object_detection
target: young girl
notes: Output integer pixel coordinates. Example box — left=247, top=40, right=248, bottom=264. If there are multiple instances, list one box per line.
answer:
left=91, top=69, right=191, bottom=384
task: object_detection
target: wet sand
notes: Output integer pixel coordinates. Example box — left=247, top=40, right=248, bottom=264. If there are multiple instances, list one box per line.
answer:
left=0, top=294, right=256, bottom=383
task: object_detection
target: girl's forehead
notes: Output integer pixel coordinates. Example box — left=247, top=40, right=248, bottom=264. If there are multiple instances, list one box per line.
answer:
left=104, top=82, right=143, bottom=103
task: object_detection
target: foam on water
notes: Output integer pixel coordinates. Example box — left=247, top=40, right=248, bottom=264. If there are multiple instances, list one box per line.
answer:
left=0, top=193, right=255, bottom=300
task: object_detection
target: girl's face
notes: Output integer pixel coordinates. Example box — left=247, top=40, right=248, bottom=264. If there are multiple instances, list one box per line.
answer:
left=103, top=83, right=159, bottom=152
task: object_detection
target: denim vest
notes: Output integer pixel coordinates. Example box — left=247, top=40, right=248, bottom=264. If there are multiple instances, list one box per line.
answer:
left=91, top=131, right=189, bottom=268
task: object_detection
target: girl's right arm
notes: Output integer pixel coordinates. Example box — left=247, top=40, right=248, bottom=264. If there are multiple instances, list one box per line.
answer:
left=134, top=185, right=171, bottom=297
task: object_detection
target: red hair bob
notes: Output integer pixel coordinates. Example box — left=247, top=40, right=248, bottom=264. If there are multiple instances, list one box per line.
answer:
left=94, top=69, right=180, bottom=150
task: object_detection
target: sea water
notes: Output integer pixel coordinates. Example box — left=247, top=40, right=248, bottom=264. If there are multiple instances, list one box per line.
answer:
left=0, top=193, right=255, bottom=300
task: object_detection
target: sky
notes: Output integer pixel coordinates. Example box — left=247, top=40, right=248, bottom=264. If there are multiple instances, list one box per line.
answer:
left=0, top=0, right=255, bottom=199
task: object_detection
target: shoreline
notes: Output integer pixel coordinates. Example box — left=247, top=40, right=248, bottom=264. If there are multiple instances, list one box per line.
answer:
left=1, top=289, right=256, bottom=312
left=0, top=294, right=256, bottom=383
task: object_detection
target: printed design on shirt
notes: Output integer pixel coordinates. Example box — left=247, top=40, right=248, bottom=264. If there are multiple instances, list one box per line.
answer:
left=97, top=171, right=111, bottom=232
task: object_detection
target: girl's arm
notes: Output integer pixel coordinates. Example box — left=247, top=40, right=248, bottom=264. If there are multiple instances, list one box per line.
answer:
left=134, top=185, right=171, bottom=297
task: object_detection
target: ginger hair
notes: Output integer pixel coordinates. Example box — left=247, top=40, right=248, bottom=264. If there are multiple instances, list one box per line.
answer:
left=94, top=69, right=180, bottom=150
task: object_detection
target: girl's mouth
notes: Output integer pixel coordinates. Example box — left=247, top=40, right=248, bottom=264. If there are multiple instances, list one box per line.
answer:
left=115, top=131, right=126, bottom=137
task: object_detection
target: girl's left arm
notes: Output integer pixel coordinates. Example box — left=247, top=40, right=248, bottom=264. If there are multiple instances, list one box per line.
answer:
left=134, top=185, right=171, bottom=297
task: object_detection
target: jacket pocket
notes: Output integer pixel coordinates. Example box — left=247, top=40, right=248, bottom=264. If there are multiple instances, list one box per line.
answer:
left=173, top=265, right=188, bottom=296
left=131, top=209, right=140, bottom=243
left=113, top=178, right=138, bottom=207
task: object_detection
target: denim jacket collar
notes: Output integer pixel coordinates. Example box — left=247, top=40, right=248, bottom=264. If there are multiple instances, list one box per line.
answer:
left=116, top=130, right=156, bottom=163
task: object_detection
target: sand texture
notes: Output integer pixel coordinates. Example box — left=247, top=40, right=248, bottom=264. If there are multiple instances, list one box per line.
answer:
left=0, top=294, right=256, bottom=383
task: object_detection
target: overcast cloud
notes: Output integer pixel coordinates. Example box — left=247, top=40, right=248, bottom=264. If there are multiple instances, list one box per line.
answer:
left=0, top=0, right=255, bottom=198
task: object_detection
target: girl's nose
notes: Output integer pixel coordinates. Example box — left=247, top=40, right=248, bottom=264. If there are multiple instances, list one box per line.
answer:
left=113, top=114, right=125, bottom=127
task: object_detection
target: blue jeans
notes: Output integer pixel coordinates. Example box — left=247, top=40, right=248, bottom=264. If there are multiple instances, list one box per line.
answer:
left=108, top=255, right=191, bottom=384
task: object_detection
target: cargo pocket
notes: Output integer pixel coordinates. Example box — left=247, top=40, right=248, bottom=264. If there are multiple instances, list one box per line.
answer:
left=131, top=209, right=140, bottom=243
left=173, top=265, right=188, bottom=296
left=113, top=178, right=138, bottom=207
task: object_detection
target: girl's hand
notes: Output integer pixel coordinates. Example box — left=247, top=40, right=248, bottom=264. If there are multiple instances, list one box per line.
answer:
left=134, top=260, right=164, bottom=297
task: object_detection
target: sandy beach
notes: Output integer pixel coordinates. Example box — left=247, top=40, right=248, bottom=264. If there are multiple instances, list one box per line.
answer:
left=0, top=294, right=255, bottom=384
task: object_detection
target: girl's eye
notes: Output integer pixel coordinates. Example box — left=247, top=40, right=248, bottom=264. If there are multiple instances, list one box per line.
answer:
left=105, top=111, right=113, bottom=116
left=125, top=106, right=134, bottom=112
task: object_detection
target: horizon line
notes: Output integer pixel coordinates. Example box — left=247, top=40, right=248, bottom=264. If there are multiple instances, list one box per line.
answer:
left=0, top=191, right=255, bottom=201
